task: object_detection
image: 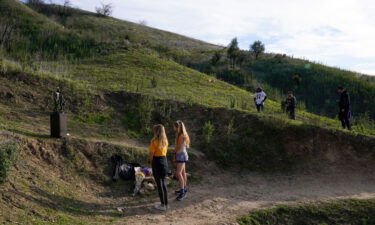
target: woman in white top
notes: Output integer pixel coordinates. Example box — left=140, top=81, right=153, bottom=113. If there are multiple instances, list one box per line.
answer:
left=173, top=120, right=190, bottom=201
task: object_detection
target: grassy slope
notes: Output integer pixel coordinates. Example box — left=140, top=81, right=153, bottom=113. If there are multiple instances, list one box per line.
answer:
left=0, top=4, right=374, bottom=224
left=0, top=1, right=373, bottom=136
left=181, top=49, right=375, bottom=121
left=238, top=199, right=375, bottom=225
left=247, top=55, right=375, bottom=118
left=62, top=7, right=220, bottom=51
left=0, top=133, right=151, bottom=225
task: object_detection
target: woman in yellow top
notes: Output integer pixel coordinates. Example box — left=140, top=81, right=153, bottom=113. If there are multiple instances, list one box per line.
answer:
left=173, top=120, right=190, bottom=201
left=148, top=124, right=169, bottom=211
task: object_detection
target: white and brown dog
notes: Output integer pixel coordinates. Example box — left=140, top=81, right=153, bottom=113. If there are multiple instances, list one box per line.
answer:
left=132, top=167, right=155, bottom=196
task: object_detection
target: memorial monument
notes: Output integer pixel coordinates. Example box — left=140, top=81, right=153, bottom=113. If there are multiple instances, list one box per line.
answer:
left=50, top=87, right=67, bottom=138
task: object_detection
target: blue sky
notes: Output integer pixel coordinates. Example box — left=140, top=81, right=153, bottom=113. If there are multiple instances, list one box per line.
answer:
left=42, top=0, right=375, bottom=76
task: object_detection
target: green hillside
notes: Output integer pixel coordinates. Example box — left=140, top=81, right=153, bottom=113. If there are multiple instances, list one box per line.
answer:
left=1, top=1, right=374, bottom=129
left=173, top=44, right=375, bottom=123
left=239, top=199, right=375, bottom=225
left=0, top=2, right=375, bottom=224
left=2, top=0, right=368, bottom=135
left=0, top=0, right=373, bottom=137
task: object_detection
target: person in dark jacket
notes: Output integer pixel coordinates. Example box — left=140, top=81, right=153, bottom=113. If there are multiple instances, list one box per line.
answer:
left=337, top=86, right=352, bottom=130
left=285, top=91, right=296, bottom=120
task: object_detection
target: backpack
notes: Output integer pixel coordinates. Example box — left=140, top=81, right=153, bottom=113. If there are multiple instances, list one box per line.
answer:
left=111, top=154, right=141, bottom=181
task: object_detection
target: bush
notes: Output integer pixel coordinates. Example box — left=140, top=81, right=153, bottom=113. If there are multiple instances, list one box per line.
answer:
left=229, top=96, right=237, bottom=109
left=353, top=112, right=375, bottom=134
left=202, top=121, right=215, bottom=144
left=238, top=199, right=375, bottom=225
left=77, top=112, right=110, bottom=124
left=95, top=3, right=113, bottom=17
left=137, top=95, right=154, bottom=134
left=0, top=140, right=21, bottom=184
left=217, top=69, right=246, bottom=86
left=150, top=76, right=158, bottom=88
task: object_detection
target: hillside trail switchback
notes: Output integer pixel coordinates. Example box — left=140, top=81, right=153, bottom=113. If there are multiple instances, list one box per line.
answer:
left=108, top=149, right=375, bottom=225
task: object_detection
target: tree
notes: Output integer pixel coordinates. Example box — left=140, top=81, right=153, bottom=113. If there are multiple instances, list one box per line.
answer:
left=95, top=3, right=113, bottom=17
left=60, top=0, right=72, bottom=17
left=236, top=51, right=247, bottom=66
left=227, top=38, right=240, bottom=68
left=211, top=51, right=222, bottom=65
left=250, top=40, right=265, bottom=60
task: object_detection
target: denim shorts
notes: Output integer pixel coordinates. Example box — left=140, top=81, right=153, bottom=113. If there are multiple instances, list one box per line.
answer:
left=176, top=151, right=189, bottom=163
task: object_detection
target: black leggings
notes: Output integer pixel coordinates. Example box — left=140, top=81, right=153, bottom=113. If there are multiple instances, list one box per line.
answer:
left=152, top=156, right=168, bottom=206
left=155, top=177, right=168, bottom=206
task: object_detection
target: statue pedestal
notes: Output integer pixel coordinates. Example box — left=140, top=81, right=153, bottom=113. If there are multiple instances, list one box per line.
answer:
left=50, top=112, right=67, bottom=138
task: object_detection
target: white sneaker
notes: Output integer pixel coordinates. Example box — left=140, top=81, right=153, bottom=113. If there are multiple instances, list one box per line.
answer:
left=154, top=204, right=167, bottom=211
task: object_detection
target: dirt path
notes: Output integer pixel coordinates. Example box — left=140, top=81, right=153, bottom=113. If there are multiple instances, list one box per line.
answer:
left=3, top=134, right=375, bottom=225
left=106, top=167, right=375, bottom=225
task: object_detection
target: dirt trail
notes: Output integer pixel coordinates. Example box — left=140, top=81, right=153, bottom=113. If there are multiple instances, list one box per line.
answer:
left=3, top=134, right=375, bottom=225
left=109, top=170, right=375, bottom=225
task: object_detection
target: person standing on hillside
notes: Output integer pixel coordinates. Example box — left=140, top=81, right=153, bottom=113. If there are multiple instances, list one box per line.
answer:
left=337, top=86, right=352, bottom=130
left=254, top=87, right=267, bottom=112
left=173, top=120, right=190, bottom=201
left=285, top=91, right=296, bottom=120
left=148, top=124, right=169, bottom=211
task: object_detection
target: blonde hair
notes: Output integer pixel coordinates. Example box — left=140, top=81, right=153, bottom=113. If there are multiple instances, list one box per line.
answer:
left=152, top=124, right=168, bottom=149
left=174, top=120, right=190, bottom=148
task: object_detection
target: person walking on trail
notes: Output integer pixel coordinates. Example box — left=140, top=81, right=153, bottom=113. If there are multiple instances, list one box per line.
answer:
left=148, top=124, right=169, bottom=211
left=173, top=120, right=190, bottom=201
left=285, top=91, right=297, bottom=120
left=254, top=87, right=267, bottom=112
left=337, top=86, right=352, bottom=130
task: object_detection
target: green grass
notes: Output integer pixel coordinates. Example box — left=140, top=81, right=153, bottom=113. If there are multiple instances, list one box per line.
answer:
left=0, top=140, right=21, bottom=183
left=1, top=0, right=374, bottom=137
left=238, top=199, right=375, bottom=225
left=28, top=51, right=374, bottom=136
left=76, top=112, right=111, bottom=125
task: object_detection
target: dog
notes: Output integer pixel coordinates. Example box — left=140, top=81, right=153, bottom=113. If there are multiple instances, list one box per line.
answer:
left=132, top=167, right=155, bottom=196
left=110, top=155, right=155, bottom=196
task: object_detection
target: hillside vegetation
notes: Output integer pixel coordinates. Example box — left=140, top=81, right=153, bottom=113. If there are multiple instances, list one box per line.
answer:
left=172, top=41, right=375, bottom=122
left=0, top=1, right=375, bottom=224
left=0, top=0, right=373, bottom=136
left=239, top=199, right=375, bottom=225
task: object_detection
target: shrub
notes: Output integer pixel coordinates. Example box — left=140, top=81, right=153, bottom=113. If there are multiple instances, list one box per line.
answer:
left=0, top=140, right=21, bottom=184
left=217, top=69, right=246, bottom=86
left=229, top=96, right=237, bottom=109
left=150, top=76, right=158, bottom=88
left=95, top=3, right=113, bottom=17
left=137, top=95, right=154, bottom=134
left=353, top=112, right=375, bottom=133
left=77, top=112, right=110, bottom=124
left=202, top=121, right=214, bottom=144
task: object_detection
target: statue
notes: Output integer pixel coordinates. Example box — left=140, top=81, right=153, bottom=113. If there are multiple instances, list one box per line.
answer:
left=51, top=87, right=67, bottom=138
left=53, top=87, right=66, bottom=113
